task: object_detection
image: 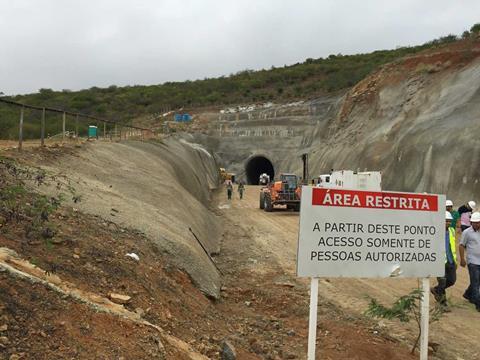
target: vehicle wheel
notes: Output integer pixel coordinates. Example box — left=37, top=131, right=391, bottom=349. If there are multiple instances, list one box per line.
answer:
left=265, top=195, right=273, bottom=212
left=260, top=192, right=265, bottom=209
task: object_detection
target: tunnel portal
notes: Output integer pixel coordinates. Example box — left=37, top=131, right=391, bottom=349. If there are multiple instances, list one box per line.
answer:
left=245, top=156, right=275, bottom=185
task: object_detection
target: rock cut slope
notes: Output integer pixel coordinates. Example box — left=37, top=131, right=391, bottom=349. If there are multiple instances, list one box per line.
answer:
left=36, top=138, right=222, bottom=299
left=309, top=39, right=480, bottom=201
left=195, top=38, right=480, bottom=202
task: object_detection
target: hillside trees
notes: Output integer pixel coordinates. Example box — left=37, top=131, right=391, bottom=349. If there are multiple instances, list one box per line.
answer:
left=1, top=24, right=479, bottom=139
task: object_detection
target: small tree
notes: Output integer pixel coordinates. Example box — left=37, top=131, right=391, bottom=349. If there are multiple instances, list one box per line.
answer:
left=470, top=23, right=480, bottom=34
left=365, top=287, right=444, bottom=354
left=462, top=30, right=471, bottom=39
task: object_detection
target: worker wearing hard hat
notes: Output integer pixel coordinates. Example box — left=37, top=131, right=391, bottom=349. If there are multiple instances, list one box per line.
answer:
left=458, top=201, right=476, bottom=232
left=459, top=212, right=480, bottom=311
left=446, top=200, right=460, bottom=230
left=431, top=211, right=457, bottom=309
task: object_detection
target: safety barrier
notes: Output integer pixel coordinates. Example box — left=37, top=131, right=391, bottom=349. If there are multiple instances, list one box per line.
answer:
left=0, top=98, right=154, bottom=150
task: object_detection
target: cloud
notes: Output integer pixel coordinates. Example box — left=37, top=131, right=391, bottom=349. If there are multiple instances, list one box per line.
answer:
left=0, top=0, right=479, bottom=94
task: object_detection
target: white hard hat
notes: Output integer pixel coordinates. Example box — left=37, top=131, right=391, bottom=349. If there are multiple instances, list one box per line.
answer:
left=446, top=200, right=453, bottom=207
left=469, top=201, right=476, bottom=209
left=445, top=211, right=453, bottom=220
left=471, top=212, right=480, bottom=223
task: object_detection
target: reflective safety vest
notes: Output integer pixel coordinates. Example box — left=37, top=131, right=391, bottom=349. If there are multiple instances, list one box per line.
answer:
left=446, top=227, right=457, bottom=264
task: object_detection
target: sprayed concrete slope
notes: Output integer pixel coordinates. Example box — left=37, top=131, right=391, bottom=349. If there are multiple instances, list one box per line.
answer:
left=193, top=42, right=480, bottom=203
left=39, top=138, right=222, bottom=298
left=308, top=54, right=480, bottom=202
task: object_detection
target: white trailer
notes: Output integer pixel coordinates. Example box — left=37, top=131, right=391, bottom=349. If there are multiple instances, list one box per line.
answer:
left=317, top=170, right=381, bottom=191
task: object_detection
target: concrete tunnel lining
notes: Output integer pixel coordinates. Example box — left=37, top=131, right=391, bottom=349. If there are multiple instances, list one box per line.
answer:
left=245, top=156, right=275, bottom=185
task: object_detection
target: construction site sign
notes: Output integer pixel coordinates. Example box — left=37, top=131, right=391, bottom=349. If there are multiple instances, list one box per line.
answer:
left=297, top=187, right=445, bottom=278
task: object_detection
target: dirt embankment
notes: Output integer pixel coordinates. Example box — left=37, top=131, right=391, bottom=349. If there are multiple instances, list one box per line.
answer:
left=0, top=144, right=222, bottom=359
left=30, top=138, right=223, bottom=299
left=0, top=142, right=422, bottom=359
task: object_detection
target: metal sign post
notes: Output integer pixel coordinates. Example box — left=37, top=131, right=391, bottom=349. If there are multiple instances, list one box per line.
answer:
left=307, top=277, right=319, bottom=360
left=420, top=278, right=430, bottom=360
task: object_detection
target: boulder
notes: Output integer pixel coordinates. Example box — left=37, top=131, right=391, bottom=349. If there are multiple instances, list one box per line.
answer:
left=109, top=293, right=131, bottom=305
left=221, top=340, right=236, bottom=360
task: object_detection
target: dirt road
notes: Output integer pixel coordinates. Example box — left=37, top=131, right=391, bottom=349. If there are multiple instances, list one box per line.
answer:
left=219, top=185, right=480, bottom=359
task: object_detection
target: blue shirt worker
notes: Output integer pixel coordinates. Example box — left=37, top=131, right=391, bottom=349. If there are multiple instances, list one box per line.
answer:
left=459, top=211, right=480, bottom=311
left=431, top=211, right=457, bottom=308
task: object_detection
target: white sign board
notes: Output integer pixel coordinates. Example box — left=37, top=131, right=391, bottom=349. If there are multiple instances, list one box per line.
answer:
left=297, top=187, right=445, bottom=278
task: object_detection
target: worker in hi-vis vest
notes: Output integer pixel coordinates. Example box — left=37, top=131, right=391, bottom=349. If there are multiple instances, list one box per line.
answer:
left=459, top=211, right=480, bottom=311
left=431, top=210, right=457, bottom=309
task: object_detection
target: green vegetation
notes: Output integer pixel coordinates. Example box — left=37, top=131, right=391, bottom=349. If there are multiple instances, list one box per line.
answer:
left=0, top=159, right=76, bottom=244
left=365, top=287, right=444, bottom=354
left=1, top=24, right=479, bottom=139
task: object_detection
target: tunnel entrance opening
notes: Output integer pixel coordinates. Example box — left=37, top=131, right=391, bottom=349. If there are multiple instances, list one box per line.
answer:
left=245, top=156, right=275, bottom=185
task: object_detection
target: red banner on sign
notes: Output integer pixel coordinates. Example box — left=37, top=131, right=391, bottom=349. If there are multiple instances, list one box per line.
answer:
left=312, top=188, right=438, bottom=211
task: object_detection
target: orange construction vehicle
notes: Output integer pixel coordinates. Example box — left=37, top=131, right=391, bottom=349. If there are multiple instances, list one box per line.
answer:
left=259, top=173, right=301, bottom=212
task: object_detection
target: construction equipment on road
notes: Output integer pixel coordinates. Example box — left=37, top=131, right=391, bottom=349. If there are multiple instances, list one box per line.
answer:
left=316, top=170, right=381, bottom=191
left=259, top=173, right=270, bottom=185
left=220, top=168, right=236, bottom=183
left=260, top=173, right=301, bottom=212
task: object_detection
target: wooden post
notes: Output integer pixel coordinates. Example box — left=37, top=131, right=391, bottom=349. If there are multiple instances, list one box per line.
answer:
left=75, top=115, right=79, bottom=138
left=115, top=123, right=118, bottom=140
left=41, top=107, right=45, bottom=147
left=62, top=112, right=66, bottom=142
left=18, top=107, right=24, bottom=151
left=103, top=122, right=106, bottom=139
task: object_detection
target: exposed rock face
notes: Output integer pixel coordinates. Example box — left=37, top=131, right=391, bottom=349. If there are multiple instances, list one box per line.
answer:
left=309, top=50, right=480, bottom=203
left=192, top=41, right=480, bottom=203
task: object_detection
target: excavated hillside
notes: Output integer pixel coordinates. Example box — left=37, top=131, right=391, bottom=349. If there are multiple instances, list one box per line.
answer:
left=0, top=141, right=423, bottom=359
left=3, top=37, right=480, bottom=360
left=192, top=37, right=480, bottom=203
left=310, top=38, right=480, bottom=201
left=35, top=139, right=223, bottom=299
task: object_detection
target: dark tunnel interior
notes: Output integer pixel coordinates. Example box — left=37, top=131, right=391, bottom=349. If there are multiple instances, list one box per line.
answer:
left=245, top=156, right=275, bottom=185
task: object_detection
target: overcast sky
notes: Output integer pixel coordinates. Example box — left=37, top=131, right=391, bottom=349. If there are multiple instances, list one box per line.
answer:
left=1, top=0, right=479, bottom=95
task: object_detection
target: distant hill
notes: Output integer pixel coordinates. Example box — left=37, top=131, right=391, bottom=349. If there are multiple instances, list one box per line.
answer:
left=1, top=24, right=479, bottom=139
